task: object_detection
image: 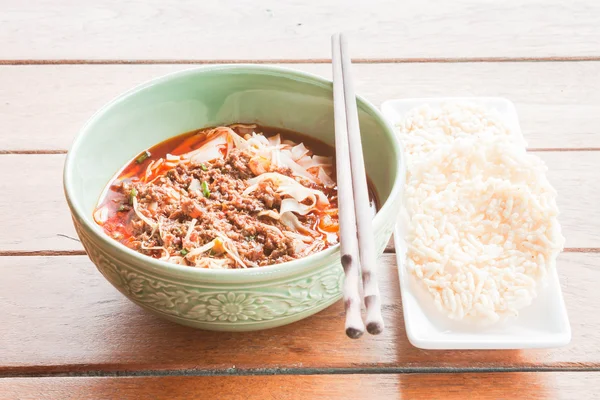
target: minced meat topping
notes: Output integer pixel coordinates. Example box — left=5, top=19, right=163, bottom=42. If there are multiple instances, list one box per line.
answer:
left=94, top=125, right=339, bottom=269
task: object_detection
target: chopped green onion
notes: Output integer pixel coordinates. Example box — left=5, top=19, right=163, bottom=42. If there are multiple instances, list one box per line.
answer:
left=200, top=163, right=208, bottom=171
left=180, top=248, right=189, bottom=256
left=247, top=235, right=256, bottom=241
left=117, top=204, right=126, bottom=212
left=201, top=181, right=210, bottom=198
left=129, top=188, right=138, bottom=204
left=135, top=150, right=151, bottom=164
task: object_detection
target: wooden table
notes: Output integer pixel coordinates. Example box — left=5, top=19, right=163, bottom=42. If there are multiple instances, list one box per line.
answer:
left=1, top=1, right=599, bottom=398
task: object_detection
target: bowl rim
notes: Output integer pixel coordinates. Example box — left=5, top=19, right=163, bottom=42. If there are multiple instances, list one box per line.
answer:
left=64, top=64, right=403, bottom=280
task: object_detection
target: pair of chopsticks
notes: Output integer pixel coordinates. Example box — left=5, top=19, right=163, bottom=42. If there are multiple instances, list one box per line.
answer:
left=331, top=33, right=384, bottom=339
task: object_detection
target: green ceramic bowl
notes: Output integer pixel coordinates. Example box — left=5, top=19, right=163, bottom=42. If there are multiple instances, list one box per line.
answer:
left=64, top=65, right=403, bottom=331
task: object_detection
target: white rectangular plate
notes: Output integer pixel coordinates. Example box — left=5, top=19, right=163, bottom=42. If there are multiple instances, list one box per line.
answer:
left=382, top=97, right=571, bottom=350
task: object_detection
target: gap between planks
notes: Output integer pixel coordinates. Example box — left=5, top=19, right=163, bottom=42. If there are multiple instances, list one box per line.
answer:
left=3, top=148, right=600, bottom=155
left=2, top=56, right=600, bottom=66
left=0, top=248, right=598, bottom=257
left=2, top=365, right=600, bottom=379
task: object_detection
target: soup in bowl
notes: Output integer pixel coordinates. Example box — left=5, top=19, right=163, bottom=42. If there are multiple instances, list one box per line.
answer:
left=64, top=66, right=403, bottom=331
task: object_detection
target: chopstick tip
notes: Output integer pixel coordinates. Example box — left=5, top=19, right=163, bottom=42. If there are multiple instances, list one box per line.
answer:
left=345, top=327, right=364, bottom=339
left=366, top=321, right=384, bottom=335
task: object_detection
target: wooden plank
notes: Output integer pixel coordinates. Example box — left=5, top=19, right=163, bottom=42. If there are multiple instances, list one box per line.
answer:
left=1, top=0, right=600, bottom=60
left=0, top=155, right=80, bottom=251
left=1, top=373, right=598, bottom=400
left=0, top=253, right=597, bottom=374
left=3, top=151, right=596, bottom=252
left=1, top=62, right=599, bottom=151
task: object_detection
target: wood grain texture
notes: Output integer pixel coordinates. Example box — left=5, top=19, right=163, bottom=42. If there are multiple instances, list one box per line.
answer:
left=1, top=373, right=598, bottom=400
left=1, top=62, right=599, bottom=151
left=3, top=151, right=597, bottom=252
left=0, top=253, right=597, bottom=374
left=2, top=0, right=600, bottom=60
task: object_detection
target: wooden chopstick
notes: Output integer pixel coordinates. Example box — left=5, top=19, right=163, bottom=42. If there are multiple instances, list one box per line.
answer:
left=338, top=33, right=385, bottom=335
left=331, top=33, right=365, bottom=339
